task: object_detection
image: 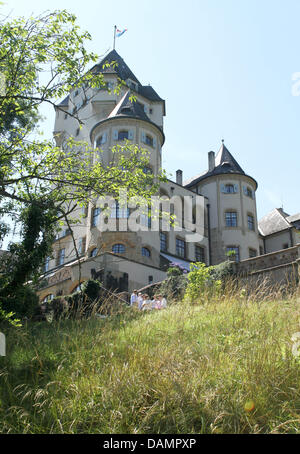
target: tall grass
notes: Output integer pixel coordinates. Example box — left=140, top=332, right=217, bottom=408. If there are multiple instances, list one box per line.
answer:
left=1, top=283, right=300, bottom=434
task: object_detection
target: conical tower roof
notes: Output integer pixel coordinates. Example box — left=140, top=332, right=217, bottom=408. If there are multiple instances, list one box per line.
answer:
left=184, top=142, right=257, bottom=189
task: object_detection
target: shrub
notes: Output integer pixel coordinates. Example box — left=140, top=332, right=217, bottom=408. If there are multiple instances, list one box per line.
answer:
left=160, top=263, right=188, bottom=301
left=1, top=285, right=39, bottom=319
left=184, top=262, right=222, bottom=302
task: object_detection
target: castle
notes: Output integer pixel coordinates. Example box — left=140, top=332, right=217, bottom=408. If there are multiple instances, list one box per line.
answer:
left=38, top=50, right=300, bottom=301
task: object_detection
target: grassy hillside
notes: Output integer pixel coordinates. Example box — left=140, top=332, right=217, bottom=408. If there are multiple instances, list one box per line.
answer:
left=1, top=293, right=300, bottom=434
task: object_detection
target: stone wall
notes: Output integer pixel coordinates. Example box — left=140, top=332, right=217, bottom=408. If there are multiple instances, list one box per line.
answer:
left=236, top=245, right=300, bottom=288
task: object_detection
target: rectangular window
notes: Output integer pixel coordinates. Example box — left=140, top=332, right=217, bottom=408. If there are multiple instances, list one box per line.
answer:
left=249, top=248, right=257, bottom=258
left=160, top=232, right=167, bottom=252
left=92, top=207, right=100, bottom=227
left=226, top=246, right=240, bottom=262
left=118, top=130, right=129, bottom=141
left=176, top=238, right=186, bottom=258
left=110, top=202, right=129, bottom=219
left=195, top=245, right=205, bottom=263
left=57, top=248, right=65, bottom=266
left=247, top=215, right=255, bottom=231
left=44, top=257, right=50, bottom=272
left=225, top=212, right=237, bottom=227
left=145, top=135, right=153, bottom=147
left=140, top=207, right=151, bottom=228
left=78, top=237, right=86, bottom=255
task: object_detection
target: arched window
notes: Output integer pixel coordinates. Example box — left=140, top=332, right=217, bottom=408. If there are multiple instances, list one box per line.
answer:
left=72, top=282, right=84, bottom=293
left=42, top=294, right=54, bottom=303
left=90, top=248, right=98, bottom=257
left=141, top=247, right=151, bottom=257
left=112, top=243, right=125, bottom=254
left=118, top=130, right=129, bottom=141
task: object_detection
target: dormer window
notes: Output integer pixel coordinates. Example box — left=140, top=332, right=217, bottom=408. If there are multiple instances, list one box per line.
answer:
left=127, top=79, right=137, bottom=91
left=118, top=130, right=129, bottom=141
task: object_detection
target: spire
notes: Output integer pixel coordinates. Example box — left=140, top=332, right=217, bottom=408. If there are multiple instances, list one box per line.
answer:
left=183, top=142, right=255, bottom=188
left=214, top=142, right=245, bottom=174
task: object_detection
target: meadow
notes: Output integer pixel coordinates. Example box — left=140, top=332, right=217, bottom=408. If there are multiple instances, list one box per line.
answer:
left=1, top=289, right=300, bottom=434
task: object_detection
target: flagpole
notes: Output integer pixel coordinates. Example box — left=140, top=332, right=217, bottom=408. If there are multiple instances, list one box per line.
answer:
left=113, top=25, right=117, bottom=50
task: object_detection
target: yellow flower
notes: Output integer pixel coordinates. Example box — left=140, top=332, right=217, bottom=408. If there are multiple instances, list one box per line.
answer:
left=244, top=400, right=255, bottom=412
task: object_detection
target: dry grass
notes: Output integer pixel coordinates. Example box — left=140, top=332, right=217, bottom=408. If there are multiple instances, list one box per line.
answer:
left=1, top=282, right=300, bottom=434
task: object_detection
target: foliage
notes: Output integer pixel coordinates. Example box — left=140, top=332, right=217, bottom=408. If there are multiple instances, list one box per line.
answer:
left=0, top=302, right=21, bottom=327
left=1, top=292, right=300, bottom=433
left=210, top=259, right=235, bottom=281
left=43, top=279, right=118, bottom=321
left=184, top=262, right=222, bottom=302
left=159, top=263, right=188, bottom=301
left=0, top=10, right=166, bottom=319
left=1, top=285, right=39, bottom=320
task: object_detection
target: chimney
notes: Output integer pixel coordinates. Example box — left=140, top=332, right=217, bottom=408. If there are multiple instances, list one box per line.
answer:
left=176, top=169, right=183, bottom=185
left=208, top=151, right=215, bottom=171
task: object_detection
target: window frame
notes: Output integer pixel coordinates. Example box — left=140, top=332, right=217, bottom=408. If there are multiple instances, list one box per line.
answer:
left=226, top=246, right=240, bottom=262
left=225, top=211, right=238, bottom=227
left=112, top=243, right=126, bottom=254
left=91, top=207, right=101, bottom=227
left=195, top=245, right=205, bottom=263
left=141, top=247, right=151, bottom=257
left=247, top=214, right=255, bottom=231
left=118, top=130, right=129, bottom=141
left=160, top=232, right=167, bottom=252
left=176, top=237, right=186, bottom=258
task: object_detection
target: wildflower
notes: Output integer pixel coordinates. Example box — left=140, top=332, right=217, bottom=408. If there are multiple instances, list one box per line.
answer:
left=244, top=400, right=255, bottom=412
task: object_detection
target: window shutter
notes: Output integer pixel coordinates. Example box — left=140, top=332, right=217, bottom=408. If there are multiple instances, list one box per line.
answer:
left=220, top=184, right=226, bottom=193
left=128, top=130, right=134, bottom=140
left=153, top=137, right=157, bottom=147
left=233, top=184, right=238, bottom=193
left=141, top=131, right=146, bottom=143
left=102, top=132, right=107, bottom=144
left=243, top=186, right=247, bottom=195
left=113, top=129, right=118, bottom=140
left=144, top=105, right=148, bottom=114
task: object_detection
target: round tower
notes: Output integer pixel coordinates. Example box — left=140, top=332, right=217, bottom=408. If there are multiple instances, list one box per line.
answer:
left=185, top=142, right=260, bottom=264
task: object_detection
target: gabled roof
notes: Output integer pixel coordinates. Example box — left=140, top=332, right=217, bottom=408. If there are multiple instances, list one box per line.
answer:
left=108, top=90, right=150, bottom=122
left=287, top=212, right=300, bottom=224
left=258, top=208, right=291, bottom=236
left=184, top=142, right=248, bottom=188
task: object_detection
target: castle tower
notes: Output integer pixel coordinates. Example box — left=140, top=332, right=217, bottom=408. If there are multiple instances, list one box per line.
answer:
left=184, top=142, right=260, bottom=264
left=40, top=49, right=209, bottom=300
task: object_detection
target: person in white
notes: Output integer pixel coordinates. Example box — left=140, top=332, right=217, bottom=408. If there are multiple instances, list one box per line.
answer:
left=137, top=292, right=143, bottom=310
left=130, top=290, right=138, bottom=307
left=141, top=294, right=152, bottom=311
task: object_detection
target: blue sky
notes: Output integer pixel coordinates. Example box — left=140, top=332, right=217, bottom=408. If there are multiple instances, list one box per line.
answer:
left=2, top=0, right=300, bottom=220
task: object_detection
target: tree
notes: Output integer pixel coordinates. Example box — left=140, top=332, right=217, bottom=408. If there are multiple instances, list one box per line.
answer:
left=0, top=10, right=165, bottom=320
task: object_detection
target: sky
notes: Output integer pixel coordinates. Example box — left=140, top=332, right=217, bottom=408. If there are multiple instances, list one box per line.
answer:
left=2, top=0, right=300, bottom=221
